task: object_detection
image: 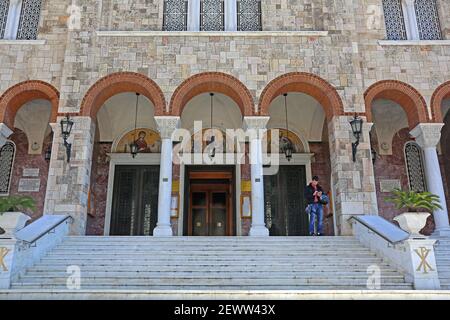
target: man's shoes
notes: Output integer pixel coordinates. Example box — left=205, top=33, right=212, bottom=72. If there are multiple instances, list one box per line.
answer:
left=309, top=232, right=315, bottom=236
left=316, top=233, right=322, bottom=236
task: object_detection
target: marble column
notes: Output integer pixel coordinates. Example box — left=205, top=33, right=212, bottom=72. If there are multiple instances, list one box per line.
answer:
left=410, top=123, right=450, bottom=237
left=403, top=0, right=420, bottom=40
left=0, top=123, right=13, bottom=148
left=244, top=116, right=270, bottom=237
left=153, top=116, right=180, bottom=237
left=43, top=116, right=96, bottom=235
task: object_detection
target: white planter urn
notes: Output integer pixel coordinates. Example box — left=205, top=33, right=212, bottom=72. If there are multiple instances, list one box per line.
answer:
left=393, top=212, right=430, bottom=238
left=0, top=212, right=31, bottom=238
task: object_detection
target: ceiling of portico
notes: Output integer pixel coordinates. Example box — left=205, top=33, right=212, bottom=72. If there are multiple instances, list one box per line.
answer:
left=371, top=99, right=409, bottom=155
left=267, top=93, right=325, bottom=142
left=96, top=92, right=158, bottom=142
left=14, top=99, right=52, bottom=154
left=180, top=93, right=243, bottom=133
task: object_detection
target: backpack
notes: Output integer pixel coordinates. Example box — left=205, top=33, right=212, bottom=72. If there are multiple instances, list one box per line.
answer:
left=320, top=194, right=330, bottom=205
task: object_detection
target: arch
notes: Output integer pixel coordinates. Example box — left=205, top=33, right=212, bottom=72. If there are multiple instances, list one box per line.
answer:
left=0, top=80, right=59, bottom=129
left=80, top=72, right=166, bottom=119
left=364, top=80, right=428, bottom=128
left=431, top=81, right=450, bottom=123
left=169, top=72, right=255, bottom=116
left=258, top=72, right=344, bottom=119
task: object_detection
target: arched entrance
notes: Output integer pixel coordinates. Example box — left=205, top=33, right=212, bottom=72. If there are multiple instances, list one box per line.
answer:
left=365, top=80, right=431, bottom=231
left=261, top=82, right=337, bottom=236
left=79, top=73, right=166, bottom=236
left=0, top=80, right=58, bottom=220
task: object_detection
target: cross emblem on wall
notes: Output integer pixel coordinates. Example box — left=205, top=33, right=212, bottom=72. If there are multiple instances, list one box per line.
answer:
left=0, top=247, right=10, bottom=272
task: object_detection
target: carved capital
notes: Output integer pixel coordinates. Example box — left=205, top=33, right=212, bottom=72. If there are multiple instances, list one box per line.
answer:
left=243, top=116, right=270, bottom=131
left=155, top=116, right=180, bottom=139
left=410, top=123, right=444, bottom=149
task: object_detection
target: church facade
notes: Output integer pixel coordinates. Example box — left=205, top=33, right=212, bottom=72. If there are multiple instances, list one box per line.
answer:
left=1, top=0, right=450, bottom=239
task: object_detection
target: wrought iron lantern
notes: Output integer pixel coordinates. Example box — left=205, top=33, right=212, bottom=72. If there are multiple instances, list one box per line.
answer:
left=283, top=93, right=293, bottom=162
left=60, top=115, right=74, bottom=162
left=130, top=93, right=140, bottom=158
left=208, top=92, right=216, bottom=159
left=350, top=114, right=363, bottom=162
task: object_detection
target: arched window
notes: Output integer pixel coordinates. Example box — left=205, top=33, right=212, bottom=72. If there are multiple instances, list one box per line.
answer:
left=0, top=142, right=16, bottom=196
left=382, top=0, right=442, bottom=40
left=404, top=141, right=427, bottom=193
left=163, top=0, right=261, bottom=31
left=0, top=0, right=42, bottom=40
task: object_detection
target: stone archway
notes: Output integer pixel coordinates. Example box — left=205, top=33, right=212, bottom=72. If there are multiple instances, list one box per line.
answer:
left=0, top=80, right=59, bottom=129
left=364, top=80, right=429, bottom=128
left=169, top=72, right=255, bottom=116
left=431, top=80, right=450, bottom=123
left=258, top=72, right=344, bottom=119
left=80, top=72, right=166, bottom=119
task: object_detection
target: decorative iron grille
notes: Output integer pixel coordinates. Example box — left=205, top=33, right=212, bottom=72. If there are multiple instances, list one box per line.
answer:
left=200, top=0, right=224, bottom=31
left=414, top=0, right=442, bottom=40
left=163, top=0, right=188, bottom=31
left=16, top=0, right=42, bottom=40
left=237, top=0, right=261, bottom=31
left=404, top=141, right=427, bottom=193
left=0, top=142, right=15, bottom=195
left=382, top=0, right=407, bottom=40
left=0, top=0, right=9, bottom=39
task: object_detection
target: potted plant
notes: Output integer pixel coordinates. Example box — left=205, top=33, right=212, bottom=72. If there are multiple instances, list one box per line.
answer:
left=386, top=189, right=442, bottom=237
left=0, top=196, right=36, bottom=237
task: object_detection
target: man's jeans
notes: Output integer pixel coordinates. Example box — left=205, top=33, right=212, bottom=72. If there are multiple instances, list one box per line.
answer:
left=308, top=203, right=323, bottom=234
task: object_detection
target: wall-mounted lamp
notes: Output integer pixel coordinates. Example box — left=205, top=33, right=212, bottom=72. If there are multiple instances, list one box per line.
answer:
left=282, top=93, right=293, bottom=162
left=60, top=115, right=74, bottom=163
left=350, top=114, right=363, bottom=162
left=130, top=93, right=140, bottom=159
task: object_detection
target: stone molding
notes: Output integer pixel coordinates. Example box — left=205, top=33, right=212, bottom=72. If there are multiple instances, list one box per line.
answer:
left=243, top=116, right=270, bottom=131
left=364, top=80, right=429, bottom=128
left=258, top=72, right=344, bottom=119
left=80, top=72, right=166, bottom=118
left=0, top=80, right=59, bottom=129
left=431, top=80, right=450, bottom=123
left=96, top=31, right=330, bottom=37
left=169, top=72, right=255, bottom=116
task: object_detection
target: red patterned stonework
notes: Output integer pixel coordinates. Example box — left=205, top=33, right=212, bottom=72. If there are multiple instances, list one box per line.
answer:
left=440, top=112, right=450, bottom=214
left=86, top=142, right=111, bottom=235
left=309, top=140, right=334, bottom=236
left=8, top=129, right=52, bottom=222
left=371, top=128, right=435, bottom=235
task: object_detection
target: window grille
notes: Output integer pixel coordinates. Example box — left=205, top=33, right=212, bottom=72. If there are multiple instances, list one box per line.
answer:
left=200, top=0, right=224, bottom=31
left=237, top=0, right=261, bottom=31
left=163, top=0, right=188, bottom=31
left=404, top=141, right=427, bottom=193
left=0, top=0, right=9, bottom=39
left=16, top=0, right=42, bottom=40
left=0, top=142, right=15, bottom=195
left=414, top=0, right=442, bottom=40
left=382, top=0, right=407, bottom=40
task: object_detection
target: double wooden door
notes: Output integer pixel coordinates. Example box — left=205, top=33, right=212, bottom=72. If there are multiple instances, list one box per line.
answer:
left=189, top=183, right=232, bottom=236
left=110, top=165, right=160, bottom=236
left=264, top=165, right=308, bottom=236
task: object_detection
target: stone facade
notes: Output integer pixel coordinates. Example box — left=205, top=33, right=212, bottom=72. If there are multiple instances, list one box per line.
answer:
left=0, top=0, right=450, bottom=236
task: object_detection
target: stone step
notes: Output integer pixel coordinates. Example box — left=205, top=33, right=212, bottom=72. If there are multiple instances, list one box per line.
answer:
left=22, top=270, right=405, bottom=278
left=28, top=265, right=397, bottom=272
left=13, top=277, right=408, bottom=286
left=54, top=245, right=365, bottom=251
left=9, top=284, right=415, bottom=291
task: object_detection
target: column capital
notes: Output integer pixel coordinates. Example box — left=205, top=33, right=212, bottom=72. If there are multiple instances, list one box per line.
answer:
left=243, top=116, right=270, bottom=131
left=155, top=116, right=180, bottom=139
left=410, top=123, right=444, bottom=149
left=0, top=123, right=13, bottom=148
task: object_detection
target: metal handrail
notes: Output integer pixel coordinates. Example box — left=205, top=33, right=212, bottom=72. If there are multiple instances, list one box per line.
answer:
left=16, top=215, right=73, bottom=246
left=349, top=216, right=410, bottom=245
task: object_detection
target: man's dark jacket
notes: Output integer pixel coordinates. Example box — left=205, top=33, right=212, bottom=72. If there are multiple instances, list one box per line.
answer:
left=304, top=184, right=324, bottom=205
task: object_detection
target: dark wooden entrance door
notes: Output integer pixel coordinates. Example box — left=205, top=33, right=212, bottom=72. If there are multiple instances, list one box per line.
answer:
left=189, top=184, right=231, bottom=236
left=186, top=168, right=235, bottom=236
left=110, top=165, right=160, bottom=236
left=264, top=165, right=308, bottom=236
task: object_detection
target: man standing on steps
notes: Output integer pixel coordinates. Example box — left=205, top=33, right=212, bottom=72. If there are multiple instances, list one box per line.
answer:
left=304, top=176, right=324, bottom=236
